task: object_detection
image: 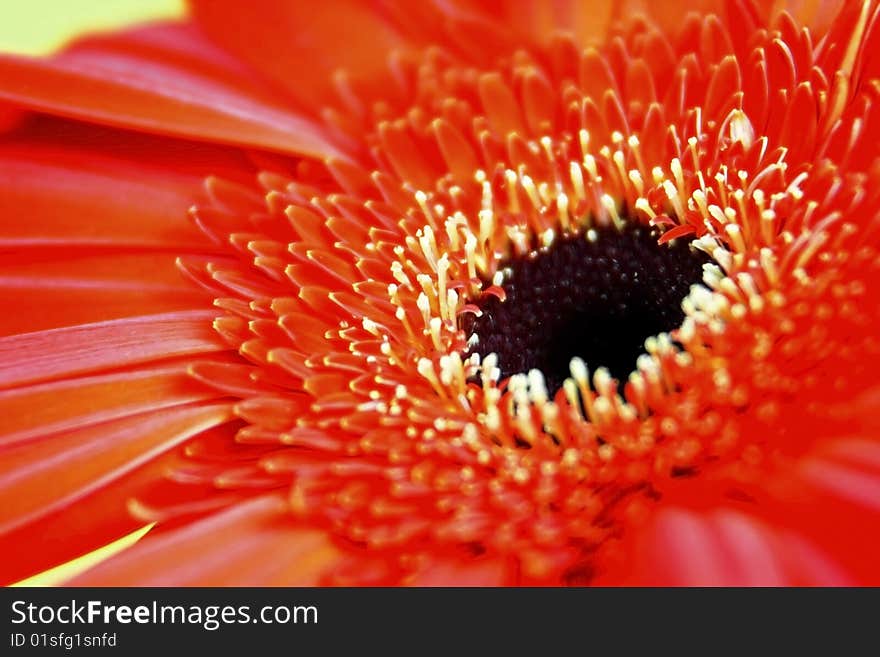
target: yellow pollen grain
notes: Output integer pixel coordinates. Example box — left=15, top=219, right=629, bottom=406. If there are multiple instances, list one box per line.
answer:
left=569, top=162, right=586, bottom=202
left=628, top=169, right=645, bottom=196
left=601, top=194, right=625, bottom=231
left=520, top=174, right=542, bottom=210
left=578, top=129, right=590, bottom=156
left=662, top=180, right=686, bottom=219
left=436, top=254, right=450, bottom=320
left=634, top=197, right=656, bottom=219
left=725, top=223, right=746, bottom=252
left=598, top=444, right=616, bottom=462
left=583, top=154, right=599, bottom=180
left=562, top=448, right=580, bottom=467
left=537, top=181, right=554, bottom=208
left=728, top=109, right=755, bottom=148
left=651, top=166, right=665, bottom=185
left=478, top=209, right=495, bottom=245
left=504, top=169, right=521, bottom=213
left=513, top=467, right=531, bottom=484
left=556, top=192, right=571, bottom=231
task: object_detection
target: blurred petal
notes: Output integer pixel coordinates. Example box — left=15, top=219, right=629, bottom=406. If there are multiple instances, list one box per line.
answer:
left=12, top=524, right=155, bottom=587
left=0, top=359, right=222, bottom=449
left=0, top=119, right=252, bottom=334
left=0, top=22, right=343, bottom=158
left=69, top=494, right=342, bottom=586
left=189, top=0, right=410, bottom=112
left=602, top=506, right=856, bottom=586
left=405, top=556, right=510, bottom=586
left=780, top=439, right=880, bottom=583
left=0, top=402, right=232, bottom=535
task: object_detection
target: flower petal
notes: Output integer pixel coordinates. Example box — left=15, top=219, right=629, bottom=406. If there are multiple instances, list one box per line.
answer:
left=0, top=130, right=223, bottom=253
left=603, top=506, right=856, bottom=586
left=0, top=310, right=227, bottom=390
left=0, top=402, right=232, bottom=535
left=439, top=0, right=615, bottom=47
left=782, top=439, right=880, bottom=582
left=0, top=253, right=212, bottom=336
left=188, top=0, right=410, bottom=112
left=404, top=556, right=510, bottom=586
left=0, top=359, right=223, bottom=449
left=0, top=449, right=182, bottom=585
left=0, top=22, right=343, bottom=159
left=67, top=494, right=341, bottom=586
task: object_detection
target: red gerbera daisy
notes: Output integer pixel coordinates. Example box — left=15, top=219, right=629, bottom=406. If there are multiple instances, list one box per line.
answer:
left=1, top=0, right=879, bottom=586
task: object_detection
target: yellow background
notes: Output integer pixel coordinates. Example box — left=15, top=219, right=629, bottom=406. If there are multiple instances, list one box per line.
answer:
left=0, top=0, right=186, bottom=54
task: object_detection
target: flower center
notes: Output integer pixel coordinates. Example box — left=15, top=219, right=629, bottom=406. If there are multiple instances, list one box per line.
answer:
left=464, top=223, right=709, bottom=393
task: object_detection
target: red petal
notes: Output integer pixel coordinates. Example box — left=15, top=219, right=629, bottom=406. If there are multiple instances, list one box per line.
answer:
left=0, top=134, right=219, bottom=253
left=440, top=1, right=741, bottom=54
left=405, top=556, right=511, bottom=586
left=0, top=403, right=232, bottom=535
left=68, top=494, right=341, bottom=585
left=0, top=448, right=183, bottom=585
left=0, top=22, right=342, bottom=159
left=0, top=253, right=213, bottom=335
left=782, top=439, right=880, bottom=582
left=601, top=506, right=855, bottom=586
left=189, top=1, right=410, bottom=114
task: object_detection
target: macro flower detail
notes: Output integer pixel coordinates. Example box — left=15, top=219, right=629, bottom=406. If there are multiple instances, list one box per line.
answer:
left=0, top=0, right=879, bottom=585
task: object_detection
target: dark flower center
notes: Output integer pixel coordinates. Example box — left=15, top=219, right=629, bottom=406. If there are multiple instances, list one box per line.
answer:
left=464, top=224, right=710, bottom=394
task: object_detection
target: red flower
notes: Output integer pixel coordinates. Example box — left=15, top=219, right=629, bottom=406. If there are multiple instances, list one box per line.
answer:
left=1, top=0, right=879, bottom=586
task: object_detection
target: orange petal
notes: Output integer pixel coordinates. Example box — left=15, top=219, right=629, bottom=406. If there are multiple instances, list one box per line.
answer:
left=0, top=310, right=227, bottom=389
left=441, top=0, right=612, bottom=48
